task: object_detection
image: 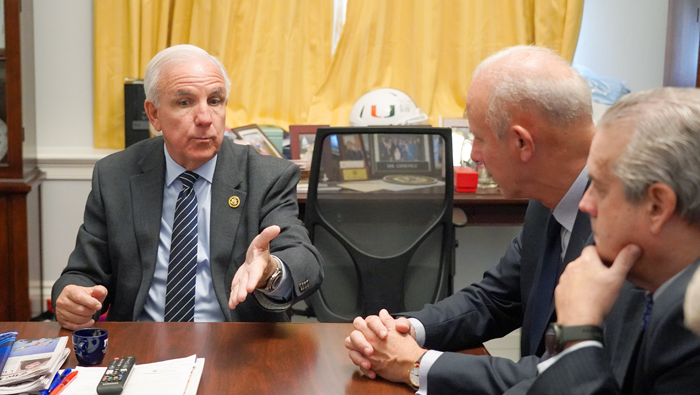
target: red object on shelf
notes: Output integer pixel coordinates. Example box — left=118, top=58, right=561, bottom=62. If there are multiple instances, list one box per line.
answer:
left=454, top=166, right=478, bottom=193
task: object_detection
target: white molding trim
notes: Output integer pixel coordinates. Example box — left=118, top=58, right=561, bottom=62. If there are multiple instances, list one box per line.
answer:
left=37, top=146, right=118, bottom=180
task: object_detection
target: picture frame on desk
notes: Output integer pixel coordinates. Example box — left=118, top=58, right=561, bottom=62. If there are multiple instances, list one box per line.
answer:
left=289, top=125, right=327, bottom=160
left=442, top=118, right=472, bottom=167
left=442, top=117, right=469, bottom=129
left=371, top=133, right=437, bottom=177
left=338, top=134, right=370, bottom=181
left=232, top=124, right=284, bottom=159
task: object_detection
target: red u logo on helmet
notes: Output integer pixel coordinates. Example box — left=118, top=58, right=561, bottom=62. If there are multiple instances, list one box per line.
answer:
left=371, top=105, right=396, bottom=118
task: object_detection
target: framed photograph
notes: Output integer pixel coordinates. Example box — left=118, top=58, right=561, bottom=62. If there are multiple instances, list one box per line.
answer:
left=232, top=124, right=284, bottom=158
left=442, top=117, right=469, bottom=129
left=371, top=134, right=434, bottom=176
left=289, top=125, right=327, bottom=160
left=338, top=134, right=370, bottom=181
left=442, top=118, right=470, bottom=167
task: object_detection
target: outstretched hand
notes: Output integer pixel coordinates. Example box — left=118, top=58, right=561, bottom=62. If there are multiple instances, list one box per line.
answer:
left=229, top=225, right=281, bottom=309
left=555, top=244, right=641, bottom=326
left=55, top=285, right=108, bottom=330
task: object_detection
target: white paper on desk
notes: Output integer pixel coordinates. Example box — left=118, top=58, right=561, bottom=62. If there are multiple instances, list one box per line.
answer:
left=381, top=180, right=445, bottom=191
left=183, top=358, right=204, bottom=395
left=62, top=355, right=200, bottom=395
left=339, top=179, right=445, bottom=192
left=337, top=180, right=387, bottom=192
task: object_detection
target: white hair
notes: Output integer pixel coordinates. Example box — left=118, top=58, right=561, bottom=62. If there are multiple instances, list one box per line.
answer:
left=144, top=44, right=231, bottom=107
left=472, top=45, right=592, bottom=137
left=600, top=87, right=700, bottom=228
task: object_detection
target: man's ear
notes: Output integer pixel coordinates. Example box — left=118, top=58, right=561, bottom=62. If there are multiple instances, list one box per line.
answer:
left=510, top=125, right=534, bottom=162
left=646, top=182, right=677, bottom=235
left=144, top=100, right=161, bottom=132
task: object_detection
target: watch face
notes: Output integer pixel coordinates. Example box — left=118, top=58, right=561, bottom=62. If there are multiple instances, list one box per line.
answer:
left=409, top=364, right=420, bottom=388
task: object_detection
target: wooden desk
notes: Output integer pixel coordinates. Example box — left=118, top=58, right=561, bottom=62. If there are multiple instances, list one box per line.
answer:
left=0, top=322, right=488, bottom=395
left=297, top=188, right=528, bottom=226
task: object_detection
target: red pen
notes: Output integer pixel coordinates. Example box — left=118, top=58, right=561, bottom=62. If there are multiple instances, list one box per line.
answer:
left=49, top=370, right=78, bottom=395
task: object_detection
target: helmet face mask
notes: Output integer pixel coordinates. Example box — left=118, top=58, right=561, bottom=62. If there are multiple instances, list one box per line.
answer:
left=349, top=88, right=429, bottom=126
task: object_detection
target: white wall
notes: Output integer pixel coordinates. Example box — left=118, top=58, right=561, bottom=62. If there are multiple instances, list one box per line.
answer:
left=34, top=0, right=94, bottom=149
left=31, top=0, right=100, bottom=299
left=574, top=0, right=669, bottom=92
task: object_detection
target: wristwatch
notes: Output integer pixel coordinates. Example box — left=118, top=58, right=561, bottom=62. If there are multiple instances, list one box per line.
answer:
left=409, top=352, right=426, bottom=390
left=264, top=255, right=283, bottom=292
left=544, top=323, right=604, bottom=356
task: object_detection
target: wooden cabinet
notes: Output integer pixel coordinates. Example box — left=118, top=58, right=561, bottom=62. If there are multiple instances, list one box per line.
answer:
left=0, top=0, right=44, bottom=321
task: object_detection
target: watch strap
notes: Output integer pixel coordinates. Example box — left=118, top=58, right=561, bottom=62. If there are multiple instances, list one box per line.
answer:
left=547, top=323, right=604, bottom=356
left=560, top=325, right=604, bottom=346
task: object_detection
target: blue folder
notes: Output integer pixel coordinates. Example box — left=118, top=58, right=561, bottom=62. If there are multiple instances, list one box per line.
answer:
left=0, top=331, right=18, bottom=374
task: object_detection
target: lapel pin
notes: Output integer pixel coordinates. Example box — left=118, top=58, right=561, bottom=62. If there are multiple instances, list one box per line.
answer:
left=228, top=196, right=241, bottom=208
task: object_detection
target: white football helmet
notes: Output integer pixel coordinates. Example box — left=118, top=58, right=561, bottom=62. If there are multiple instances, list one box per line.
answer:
left=349, top=88, right=428, bottom=126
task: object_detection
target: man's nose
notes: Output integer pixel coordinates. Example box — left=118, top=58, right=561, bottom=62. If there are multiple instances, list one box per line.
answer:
left=579, top=188, right=597, bottom=217
left=194, top=102, right=213, bottom=127
left=470, top=141, right=483, bottom=163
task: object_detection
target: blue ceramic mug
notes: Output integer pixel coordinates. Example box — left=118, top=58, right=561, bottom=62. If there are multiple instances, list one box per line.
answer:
left=72, top=328, right=108, bottom=366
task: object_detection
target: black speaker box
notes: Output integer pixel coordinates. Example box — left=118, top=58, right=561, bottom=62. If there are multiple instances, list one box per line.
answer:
left=124, top=79, right=150, bottom=147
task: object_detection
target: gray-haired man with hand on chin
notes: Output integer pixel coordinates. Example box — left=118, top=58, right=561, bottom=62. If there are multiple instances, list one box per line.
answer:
left=523, top=87, right=700, bottom=394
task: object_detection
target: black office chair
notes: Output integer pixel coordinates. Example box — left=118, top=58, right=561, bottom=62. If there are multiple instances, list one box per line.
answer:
left=302, top=127, right=455, bottom=322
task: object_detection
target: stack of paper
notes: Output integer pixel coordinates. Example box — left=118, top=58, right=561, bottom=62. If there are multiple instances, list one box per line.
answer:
left=62, top=355, right=204, bottom=395
left=0, top=337, right=70, bottom=394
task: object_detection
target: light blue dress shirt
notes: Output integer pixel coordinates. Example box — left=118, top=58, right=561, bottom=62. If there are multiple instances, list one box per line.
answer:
left=139, top=145, right=292, bottom=322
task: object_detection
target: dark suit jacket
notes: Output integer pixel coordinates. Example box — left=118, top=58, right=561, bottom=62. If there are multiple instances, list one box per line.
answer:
left=52, top=137, right=323, bottom=322
left=524, top=259, right=700, bottom=395
left=403, top=200, right=592, bottom=394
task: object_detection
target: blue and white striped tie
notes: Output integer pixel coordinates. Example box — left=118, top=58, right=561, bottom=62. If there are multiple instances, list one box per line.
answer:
left=165, top=171, right=199, bottom=322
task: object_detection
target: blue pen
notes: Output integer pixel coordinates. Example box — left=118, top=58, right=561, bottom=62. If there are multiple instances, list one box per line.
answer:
left=59, top=368, right=73, bottom=382
left=41, top=368, right=72, bottom=395
left=40, top=371, right=61, bottom=395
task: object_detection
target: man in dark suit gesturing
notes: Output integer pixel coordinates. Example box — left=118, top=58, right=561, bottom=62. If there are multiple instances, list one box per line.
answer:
left=524, top=88, right=700, bottom=394
left=345, top=45, right=596, bottom=393
left=52, top=45, right=323, bottom=329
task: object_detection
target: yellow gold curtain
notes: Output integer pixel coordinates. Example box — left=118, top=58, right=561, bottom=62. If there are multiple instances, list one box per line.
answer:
left=93, top=0, right=583, bottom=148
left=307, top=0, right=585, bottom=126
left=93, top=0, right=173, bottom=149
left=93, top=0, right=332, bottom=149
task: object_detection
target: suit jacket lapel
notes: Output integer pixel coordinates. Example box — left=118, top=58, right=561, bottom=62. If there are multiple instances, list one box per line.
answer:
left=130, top=141, right=166, bottom=320
left=607, top=282, right=648, bottom=386
left=527, top=208, right=592, bottom=355
left=210, top=139, right=246, bottom=321
left=520, top=202, right=551, bottom=356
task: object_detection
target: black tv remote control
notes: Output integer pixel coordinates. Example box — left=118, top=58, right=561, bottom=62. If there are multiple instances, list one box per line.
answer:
left=96, top=356, right=136, bottom=395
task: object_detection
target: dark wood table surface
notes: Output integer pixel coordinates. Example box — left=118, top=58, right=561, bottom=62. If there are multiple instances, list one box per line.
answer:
left=1, top=322, right=488, bottom=395
left=297, top=188, right=528, bottom=226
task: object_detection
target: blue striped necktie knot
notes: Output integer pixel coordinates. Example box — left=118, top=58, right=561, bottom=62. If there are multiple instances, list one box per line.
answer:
left=642, top=297, right=653, bottom=329
left=179, top=171, right=198, bottom=190
left=164, top=171, right=200, bottom=322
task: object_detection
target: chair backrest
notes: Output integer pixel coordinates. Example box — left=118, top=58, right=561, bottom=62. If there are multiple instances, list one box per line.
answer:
left=305, top=127, right=454, bottom=322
